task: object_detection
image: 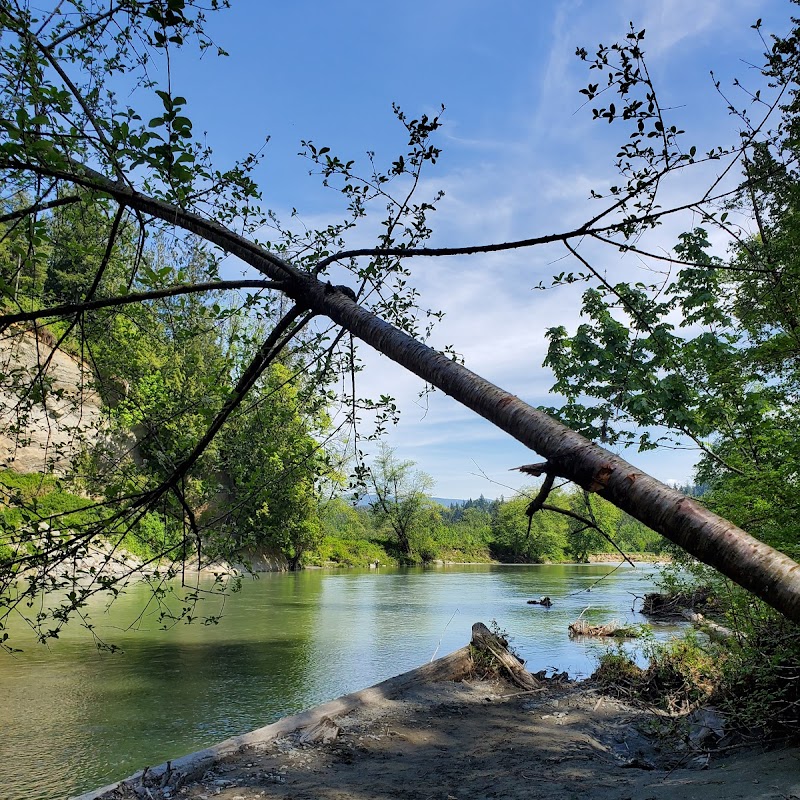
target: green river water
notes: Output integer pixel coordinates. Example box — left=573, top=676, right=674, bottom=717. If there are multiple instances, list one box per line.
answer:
left=0, top=563, right=676, bottom=800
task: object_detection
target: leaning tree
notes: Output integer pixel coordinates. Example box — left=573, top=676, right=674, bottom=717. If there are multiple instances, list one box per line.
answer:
left=1, top=1, right=799, bottom=644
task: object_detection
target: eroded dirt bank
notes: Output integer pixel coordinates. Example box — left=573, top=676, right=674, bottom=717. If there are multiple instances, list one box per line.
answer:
left=112, top=677, right=798, bottom=800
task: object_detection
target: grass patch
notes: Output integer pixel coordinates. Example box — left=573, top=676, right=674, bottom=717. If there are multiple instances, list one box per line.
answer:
left=0, top=470, right=104, bottom=532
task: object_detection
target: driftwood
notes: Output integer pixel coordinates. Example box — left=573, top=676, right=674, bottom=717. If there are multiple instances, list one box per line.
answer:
left=568, top=619, right=639, bottom=638
left=470, top=622, right=540, bottom=690
left=299, top=715, right=340, bottom=744
left=679, top=609, right=734, bottom=643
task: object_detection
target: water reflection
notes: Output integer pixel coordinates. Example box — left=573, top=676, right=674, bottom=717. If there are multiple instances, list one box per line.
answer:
left=0, top=563, right=673, bottom=800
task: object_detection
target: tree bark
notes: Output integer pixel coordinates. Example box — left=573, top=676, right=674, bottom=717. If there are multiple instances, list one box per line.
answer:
left=7, top=158, right=800, bottom=622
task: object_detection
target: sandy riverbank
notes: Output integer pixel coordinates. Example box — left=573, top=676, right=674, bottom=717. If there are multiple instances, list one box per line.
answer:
left=92, top=674, right=798, bottom=800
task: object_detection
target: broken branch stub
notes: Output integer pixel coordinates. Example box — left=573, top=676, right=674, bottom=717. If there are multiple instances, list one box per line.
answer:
left=470, top=622, right=539, bottom=690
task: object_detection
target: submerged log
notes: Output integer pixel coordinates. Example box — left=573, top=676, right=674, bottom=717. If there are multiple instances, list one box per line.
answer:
left=470, top=622, right=540, bottom=690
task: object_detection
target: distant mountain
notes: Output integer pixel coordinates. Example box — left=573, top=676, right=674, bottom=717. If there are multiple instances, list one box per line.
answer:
left=355, top=494, right=464, bottom=508
left=431, top=497, right=466, bottom=508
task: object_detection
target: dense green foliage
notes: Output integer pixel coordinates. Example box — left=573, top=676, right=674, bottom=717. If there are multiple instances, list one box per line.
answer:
left=490, top=492, right=568, bottom=563
left=365, top=444, right=436, bottom=558
left=595, top=612, right=800, bottom=734
left=0, top=197, right=330, bottom=578
left=548, top=16, right=800, bottom=730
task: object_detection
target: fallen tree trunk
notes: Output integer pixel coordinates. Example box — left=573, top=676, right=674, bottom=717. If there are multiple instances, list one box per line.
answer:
left=679, top=610, right=735, bottom=643
left=7, top=158, right=800, bottom=622
left=568, top=619, right=639, bottom=638
left=470, top=622, right=540, bottom=690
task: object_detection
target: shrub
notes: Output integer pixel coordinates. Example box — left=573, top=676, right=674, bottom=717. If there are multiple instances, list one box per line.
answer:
left=307, top=536, right=391, bottom=567
left=593, top=632, right=721, bottom=715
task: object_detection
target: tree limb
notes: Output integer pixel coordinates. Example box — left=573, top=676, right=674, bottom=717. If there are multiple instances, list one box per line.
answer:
left=0, top=194, right=81, bottom=224
left=0, top=279, right=283, bottom=327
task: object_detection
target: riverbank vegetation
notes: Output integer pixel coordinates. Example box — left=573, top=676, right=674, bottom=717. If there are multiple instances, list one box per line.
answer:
left=0, top=463, right=667, bottom=572
left=594, top=607, right=800, bottom=735
left=314, top=482, right=667, bottom=568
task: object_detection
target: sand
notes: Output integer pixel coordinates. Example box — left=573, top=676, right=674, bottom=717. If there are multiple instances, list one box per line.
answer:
left=124, top=677, right=800, bottom=800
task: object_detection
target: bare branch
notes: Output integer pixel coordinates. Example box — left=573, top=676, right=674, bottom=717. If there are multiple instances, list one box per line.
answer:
left=44, top=3, right=121, bottom=51
left=539, top=502, right=636, bottom=568
left=0, top=279, right=282, bottom=327
left=0, top=194, right=81, bottom=224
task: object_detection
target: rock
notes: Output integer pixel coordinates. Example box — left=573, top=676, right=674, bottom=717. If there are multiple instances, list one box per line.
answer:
left=687, top=707, right=725, bottom=748
left=0, top=328, right=103, bottom=474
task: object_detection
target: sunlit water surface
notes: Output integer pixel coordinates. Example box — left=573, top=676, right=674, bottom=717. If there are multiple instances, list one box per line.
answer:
left=0, top=563, right=679, bottom=800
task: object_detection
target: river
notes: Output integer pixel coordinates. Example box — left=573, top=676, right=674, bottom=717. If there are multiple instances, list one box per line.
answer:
left=0, top=563, right=677, bottom=800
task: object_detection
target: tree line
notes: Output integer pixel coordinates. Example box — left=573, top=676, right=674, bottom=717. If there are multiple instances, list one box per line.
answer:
left=317, top=445, right=666, bottom=567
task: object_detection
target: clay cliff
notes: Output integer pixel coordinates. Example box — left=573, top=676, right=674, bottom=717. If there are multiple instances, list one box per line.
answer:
left=0, top=328, right=104, bottom=475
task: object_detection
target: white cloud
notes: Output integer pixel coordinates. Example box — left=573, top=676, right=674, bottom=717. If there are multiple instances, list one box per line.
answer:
left=224, top=1, right=779, bottom=498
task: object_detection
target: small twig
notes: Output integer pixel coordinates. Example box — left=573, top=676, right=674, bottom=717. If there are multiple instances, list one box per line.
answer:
left=430, top=607, right=459, bottom=662
left=567, top=561, right=625, bottom=596
left=496, top=688, right=547, bottom=698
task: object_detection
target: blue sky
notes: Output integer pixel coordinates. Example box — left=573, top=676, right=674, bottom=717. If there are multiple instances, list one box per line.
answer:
left=164, top=0, right=792, bottom=499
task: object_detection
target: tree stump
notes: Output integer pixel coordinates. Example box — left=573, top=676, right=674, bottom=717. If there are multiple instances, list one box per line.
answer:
left=470, top=622, right=540, bottom=690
